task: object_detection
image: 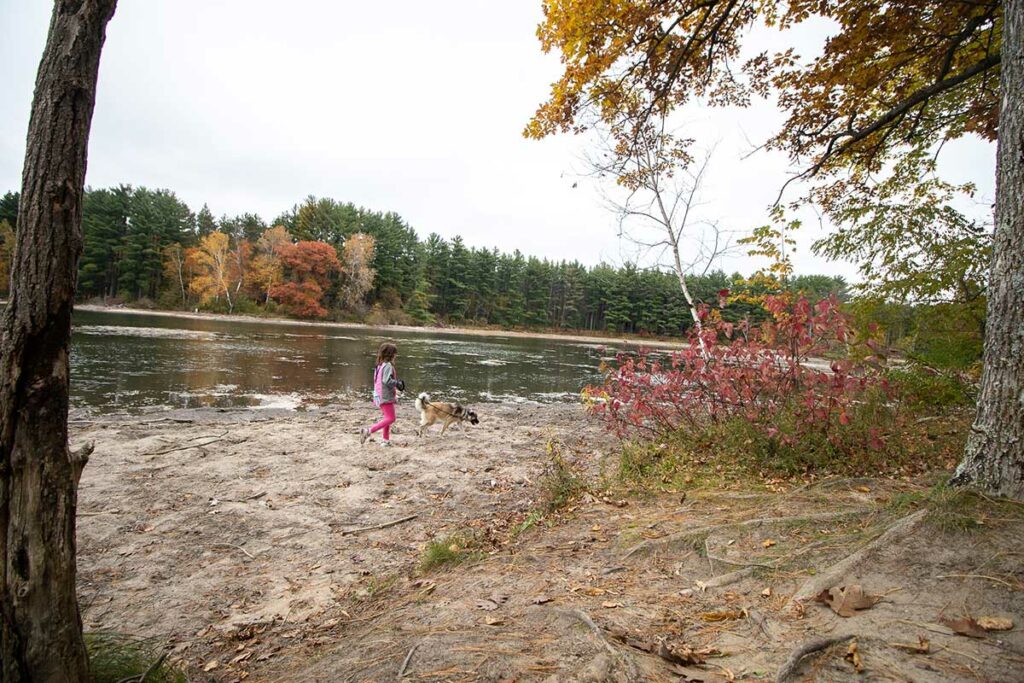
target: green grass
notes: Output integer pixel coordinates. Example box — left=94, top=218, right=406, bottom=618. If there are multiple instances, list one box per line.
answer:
left=514, top=510, right=545, bottom=536
left=419, top=533, right=485, bottom=572
left=888, top=479, right=1024, bottom=533
left=85, top=632, right=186, bottom=683
left=541, top=441, right=588, bottom=511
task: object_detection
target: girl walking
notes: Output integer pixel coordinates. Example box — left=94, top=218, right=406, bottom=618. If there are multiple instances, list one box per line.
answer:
left=361, top=342, right=401, bottom=446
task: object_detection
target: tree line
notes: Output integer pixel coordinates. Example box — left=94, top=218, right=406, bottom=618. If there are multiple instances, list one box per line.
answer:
left=0, top=187, right=848, bottom=336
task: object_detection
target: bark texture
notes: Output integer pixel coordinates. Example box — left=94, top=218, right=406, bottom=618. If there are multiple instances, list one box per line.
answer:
left=952, top=0, right=1024, bottom=500
left=0, top=1, right=117, bottom=680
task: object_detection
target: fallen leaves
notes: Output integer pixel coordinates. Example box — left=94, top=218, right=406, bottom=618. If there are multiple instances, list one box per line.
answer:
left=762, top=539, right=777, bottom=548
left=814, top=585, right=882, bottom=617
left=977, top=616, right=1014, bottom=631
left=939, top=615, right=987, bottom=638
left=475, top=593, right=509, bottom=611
left=656, top=639, right=720, bottom=666
left=940, top=614, right=1014, bottom=638
left=844, top=639, right=863, bottom=673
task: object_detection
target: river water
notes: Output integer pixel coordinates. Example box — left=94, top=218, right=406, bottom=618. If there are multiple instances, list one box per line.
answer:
left=70, top=309, right=617, bottom=414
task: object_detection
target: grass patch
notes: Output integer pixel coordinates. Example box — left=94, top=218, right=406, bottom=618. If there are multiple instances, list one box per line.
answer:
left=358, top=573, right=399, bottom=600
left=419, top=532, right=485, bottom=572
left=889, top=479, right=1024, bottom=533
left=541, top=441, right=588, bottom=512
left=612, top=397, right=971, bottom=490
left=514, top=510, right=545, bottom=536
left=86, top=632, right=186, bottom=683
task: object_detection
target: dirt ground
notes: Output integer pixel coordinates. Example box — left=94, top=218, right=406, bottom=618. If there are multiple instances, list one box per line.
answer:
left=72, top=402, right=1024, bottom=682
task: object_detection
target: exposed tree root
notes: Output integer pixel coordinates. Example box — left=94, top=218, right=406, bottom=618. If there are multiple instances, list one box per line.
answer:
left=623, top=510, right=864, bottom=560
left=701, top=566, right=756, bottom=588
left=775, top=635, right=855, bottom=682
left=789, top=510, right=926, bottom=604
left=561, top=608, right=643, bottom=681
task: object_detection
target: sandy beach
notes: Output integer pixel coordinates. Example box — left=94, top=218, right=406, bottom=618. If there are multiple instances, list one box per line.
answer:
left=73, top=401, right=1024, bottom=682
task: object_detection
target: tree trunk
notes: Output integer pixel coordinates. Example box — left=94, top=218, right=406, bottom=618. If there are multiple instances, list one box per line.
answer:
left=952, top=0, right=1024, bottom=500
left=0, top=1, right=117, bottom=680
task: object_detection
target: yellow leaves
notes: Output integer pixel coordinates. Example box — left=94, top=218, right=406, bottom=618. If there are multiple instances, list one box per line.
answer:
left=527, top=0, right=1000, bottom=212
left=338, top=233, right=376, bottom=312
left=186, top=231, right=232, bottom=306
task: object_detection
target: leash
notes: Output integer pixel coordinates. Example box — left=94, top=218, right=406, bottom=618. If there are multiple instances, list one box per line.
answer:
left=423, top=400, right=469, bottom=420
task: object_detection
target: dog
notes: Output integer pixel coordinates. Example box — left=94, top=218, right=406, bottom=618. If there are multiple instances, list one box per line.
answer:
left=415, top=392, right=479, bottom=436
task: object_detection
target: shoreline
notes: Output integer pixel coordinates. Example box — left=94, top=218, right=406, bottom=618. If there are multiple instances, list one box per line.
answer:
left=74, top=303, right=690, bottom=349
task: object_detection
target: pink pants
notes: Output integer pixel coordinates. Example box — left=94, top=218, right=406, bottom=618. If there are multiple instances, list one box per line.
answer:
left=369, top=402, right=396, bottom=440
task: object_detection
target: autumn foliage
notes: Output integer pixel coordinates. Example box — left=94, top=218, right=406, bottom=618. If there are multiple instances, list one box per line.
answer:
left=589, top=294, right=898, bottom=473
left=271, top=241, right=341, bottom=318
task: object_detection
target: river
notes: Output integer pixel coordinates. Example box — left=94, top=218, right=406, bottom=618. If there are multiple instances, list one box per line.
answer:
left=69, top=309, right=617, bottom=413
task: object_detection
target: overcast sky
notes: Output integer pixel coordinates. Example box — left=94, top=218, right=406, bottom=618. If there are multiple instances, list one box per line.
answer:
left=0, top=1, right=996, bottom=281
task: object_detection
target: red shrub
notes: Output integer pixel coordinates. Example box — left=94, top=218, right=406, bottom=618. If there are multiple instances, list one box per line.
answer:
left=589, top=295, right=892, bottom=457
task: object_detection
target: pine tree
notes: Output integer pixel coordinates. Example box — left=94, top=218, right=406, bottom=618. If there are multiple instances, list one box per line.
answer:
left=196, top=203, right=217, bottom=237
left=0, top=191, right=19, bottom=231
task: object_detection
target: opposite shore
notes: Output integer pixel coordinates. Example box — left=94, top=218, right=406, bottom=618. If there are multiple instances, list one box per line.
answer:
left=74, top=303, right=691, bottom=349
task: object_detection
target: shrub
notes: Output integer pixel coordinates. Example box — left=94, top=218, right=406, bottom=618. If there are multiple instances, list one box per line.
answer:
left=590, top=295, right=900, bottom=475
left=887, top=365, right=975, bottom=411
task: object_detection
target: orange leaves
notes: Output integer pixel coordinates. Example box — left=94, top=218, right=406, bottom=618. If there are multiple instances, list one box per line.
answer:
left=186, top=231, right=238, bottom=311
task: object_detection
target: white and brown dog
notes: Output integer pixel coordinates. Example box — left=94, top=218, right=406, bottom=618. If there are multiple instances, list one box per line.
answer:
left=415, top=392, right=479, bottom=436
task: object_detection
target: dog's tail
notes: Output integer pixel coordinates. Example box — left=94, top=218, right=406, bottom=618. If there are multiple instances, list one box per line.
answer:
left=415, top=392, right=430, bottom=411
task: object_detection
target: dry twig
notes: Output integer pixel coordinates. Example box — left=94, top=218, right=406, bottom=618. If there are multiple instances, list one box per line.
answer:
left=210, top=542, right=255, bottom=560
left=340, top=514, right=418, bottom=536
left=397, top=641, right=420, bottom=678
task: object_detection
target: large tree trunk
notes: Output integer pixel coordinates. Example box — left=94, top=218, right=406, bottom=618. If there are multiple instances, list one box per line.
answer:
left=0, top=1, right=117, bottom=680
left=952, top=0, right=1024, bottom=500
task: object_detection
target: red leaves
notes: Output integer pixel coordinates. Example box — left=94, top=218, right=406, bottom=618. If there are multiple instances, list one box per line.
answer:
left=272, top=241, right=341, bottom=318
left=590, top=295, right=890, bottom=454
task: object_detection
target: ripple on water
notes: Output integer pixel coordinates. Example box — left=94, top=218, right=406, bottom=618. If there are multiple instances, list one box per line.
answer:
left=74, top=325, right=220, bottom=341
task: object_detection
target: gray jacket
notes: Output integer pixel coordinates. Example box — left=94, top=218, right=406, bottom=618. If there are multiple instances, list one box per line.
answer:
left=374, top=362, right=398, bottom=404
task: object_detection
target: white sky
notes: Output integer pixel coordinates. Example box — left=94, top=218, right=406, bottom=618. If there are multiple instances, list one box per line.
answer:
left=0, top=1, right=996, bottom=281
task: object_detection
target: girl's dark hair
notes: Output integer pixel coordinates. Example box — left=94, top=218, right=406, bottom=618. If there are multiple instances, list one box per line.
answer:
left=376, top=342, right=397, bottom=366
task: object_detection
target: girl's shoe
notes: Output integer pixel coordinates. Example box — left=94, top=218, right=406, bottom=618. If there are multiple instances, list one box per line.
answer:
left=380, top=440, right=393, bottom=447
left=360, top=428, right=370, bottom=445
